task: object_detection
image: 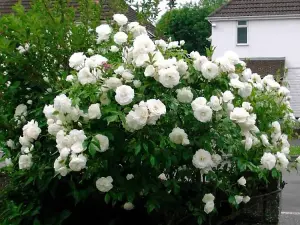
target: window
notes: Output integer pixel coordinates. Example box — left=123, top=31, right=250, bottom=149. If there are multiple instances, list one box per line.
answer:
left=237, top=21, right=248, bottom=44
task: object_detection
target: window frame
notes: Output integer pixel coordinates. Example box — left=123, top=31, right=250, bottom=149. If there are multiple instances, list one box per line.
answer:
left=237, top=20, right=248, bottom=45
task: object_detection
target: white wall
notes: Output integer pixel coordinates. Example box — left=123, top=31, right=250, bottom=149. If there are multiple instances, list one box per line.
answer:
left=211, top=19, right=300, bottom=117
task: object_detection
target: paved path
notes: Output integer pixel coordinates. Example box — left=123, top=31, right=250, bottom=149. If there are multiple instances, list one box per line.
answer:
left=280, top=171, right=300, bottom=224
left=290, top=139, right=300, bottom=146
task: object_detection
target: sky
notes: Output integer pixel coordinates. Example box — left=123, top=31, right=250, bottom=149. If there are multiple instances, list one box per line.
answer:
left=157, top=0, right=200, bottom=20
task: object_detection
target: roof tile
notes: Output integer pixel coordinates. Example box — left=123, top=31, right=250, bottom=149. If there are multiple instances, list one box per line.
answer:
left=209, top=0, right=300, bottom=17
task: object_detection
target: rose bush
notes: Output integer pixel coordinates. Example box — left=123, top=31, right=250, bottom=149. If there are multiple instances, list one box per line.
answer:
left=1, top=10, right=300, bottom=225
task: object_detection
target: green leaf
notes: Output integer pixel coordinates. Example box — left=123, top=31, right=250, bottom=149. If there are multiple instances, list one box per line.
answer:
left=135, top=143, right=141, bottom=155
left=89, top=142, right=98, bottom=157
left=105, top=115, right=119, bottom=124
left=228, top=196, right=236, bottom=205
left=197, top=216, right=203, bottom=225
left=147, top=203, right=156, bottom=213
left=271, top=169, right=279, bottom=178
left=33, top=219, right=41, bottom=225
left=150, top=156, right=156, bottom=166
left=143, top=143, right=148, bottom=152
left=237, top=159, right=246, bottom=172
left=104, top=193, right=110, bottom=204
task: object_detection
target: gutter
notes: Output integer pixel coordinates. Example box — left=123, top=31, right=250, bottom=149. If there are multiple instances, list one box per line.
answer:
left=207, top=14, right=300, bottom=22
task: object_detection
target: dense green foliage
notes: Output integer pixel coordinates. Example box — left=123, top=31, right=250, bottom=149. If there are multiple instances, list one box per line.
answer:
left=0, top=1, right=99, bottom=224
left=156, top=1, right=227, bottom=55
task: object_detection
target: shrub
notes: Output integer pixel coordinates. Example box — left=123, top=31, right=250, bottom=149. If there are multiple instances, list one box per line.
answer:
left=1, top=6, right=300, bottom=225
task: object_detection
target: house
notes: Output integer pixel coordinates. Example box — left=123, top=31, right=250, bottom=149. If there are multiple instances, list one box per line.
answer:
left=208, top=0, right=300, bottom=117
left=0, top=0, right=155, bottom=36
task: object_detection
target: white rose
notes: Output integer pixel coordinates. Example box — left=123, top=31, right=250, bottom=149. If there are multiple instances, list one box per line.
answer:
left=115, top=85, right=134, bottom=106
left=158, top=173, right=168, bottom=181
left=96, top=24, right=112, bottom=43
left=85, top=55, right=107, bottom=69
left=144, top=65, right=155, bottom=77
left=237, top=176, right=246, bottom=186
left=190, top=51, right=201, bottom=60
left=121, top=70, right=134, bottom=80
left=115, top=66, right=125, bottom=75
left=212, top=154, right=222, bottom=167
left=43, top=104, right=55, bottom=119
left=272, top=121, right=281, bottom=134
left=105, top=77, right=122, bottom=90
left=238, top=83, right=252, bottom=98
left=202, top=193, right=215, bottom=203
left=209, top=96, right=222, bottom=111
left=19, top=136, right=31, bottom=147
left=146, top=99, right=166, bottom=116
left=176, top=87, right=193, bottom=103
left=276, top=152, right=289, bottom=171
left=60, top=147, right=71, bottom=159
left=96, top=176, right=113, bottom=192
left=224, top=51, right=239, bottom=64
left=261, top=152, right=276, bottom=170
left=241, top=68, right=252, bottom=82
left=126, top=174, right=134, bottom=180
left=192, top=149, right=213, bottom=169
left=14, top=104, right=27, bottom=118
left=69, top=154, right=87, bottom=171
left=114, top=32, right=128, bottom=45
left=222, top=91, right=235, bottom=103
left=22, top=120, right=41, bottom=141
left=113, top=14, right=128, bottom=26
left=6, top=139, right=16, bottom=149
left=177, top=59, right=188, bottom=75
left=54, top=94, right=72, bottom=113
left=191, top=97, right=207, bottom=111
left=66, top=75, right=74, bottom=82
left=158, top=67, right=180, bottom=88
left=87, top=48, right=94, bottom=55
left=19, top=154, right=32, bottom=169
left=243, top=196, right=251, bottom=203
left=48, top=123, right=63, bottom=136
left=169, top=127, right=190, bottom=145
left=95, top=134, right=109, bottom=152
left=110, top=45, right=119, bottom=52
left=242, top=102, right=253, bottom=112
left=201, top=61, right=219, bottom=80
left=230, top=108, right=250, bottom=123
left=133, top=80, right=141, bottom=88
left=100, top=93, right=111, bottom=105
left=88, top=103, right=101, bottom=119
left=235, top=195, right=243, bottom=205
left=54, top=157, right=69, bottom=176
left=71, top=142, right=84, bottom=154
left=125, top=102, right=149, bottom=131
left=260, top=134, right=270, bottom=147
left=193, top=105, right=213, bottom=123
left=230, top=78, right=244, bottom=89
left=128, top=22, right=147, bottom=38
left=204, top=202, right=214, bottom=214
left=78, top=67, right=96, bottom=85
left=123, top=202, right=134, bottom=210
left=215, top=57, right=235, bottom=73
left=69, top=52, right=86, bottom=70
left=193, top=56, right=208, bottom=71
left=4, top=158, right=13, bottom=167
left=155, top=39, right=168, bottom=51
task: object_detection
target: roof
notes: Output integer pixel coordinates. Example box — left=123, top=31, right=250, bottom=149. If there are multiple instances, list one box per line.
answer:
left=0, top=0, right=155, bottom=34
left=242, top=58, right=286, bottom=77
left=209, top=0, right=300, bottom=18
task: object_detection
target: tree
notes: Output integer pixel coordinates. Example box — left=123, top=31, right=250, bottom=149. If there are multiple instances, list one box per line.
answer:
left=156, top=1, right=228, bottom=55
